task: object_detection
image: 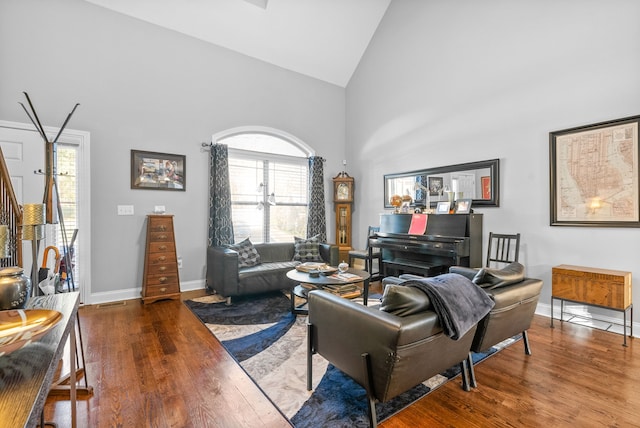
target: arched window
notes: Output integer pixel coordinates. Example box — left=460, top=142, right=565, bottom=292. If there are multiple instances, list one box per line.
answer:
left=213, top=127, right=313, bottom=243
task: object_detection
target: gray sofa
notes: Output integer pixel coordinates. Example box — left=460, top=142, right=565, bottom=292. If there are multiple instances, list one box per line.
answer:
left=206, top=242, right=339, bottom=304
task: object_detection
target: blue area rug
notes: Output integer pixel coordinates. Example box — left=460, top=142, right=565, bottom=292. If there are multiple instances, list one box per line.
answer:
left=185, top=291, right=517, bottom=427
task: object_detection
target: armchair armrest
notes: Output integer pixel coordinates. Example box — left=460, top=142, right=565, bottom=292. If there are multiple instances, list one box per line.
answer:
left=398, top=273, right=426, bottom=281
left=448, top=266, right=479, bottom=281
left=206, top=246, right=240, bottom=296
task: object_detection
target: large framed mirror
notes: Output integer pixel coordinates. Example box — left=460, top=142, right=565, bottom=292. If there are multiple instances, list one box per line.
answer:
left=384, top=159, right=500, bottom=209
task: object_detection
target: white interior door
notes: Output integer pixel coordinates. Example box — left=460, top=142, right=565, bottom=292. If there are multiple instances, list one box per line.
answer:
left=0, top=120, right=90, bottom=303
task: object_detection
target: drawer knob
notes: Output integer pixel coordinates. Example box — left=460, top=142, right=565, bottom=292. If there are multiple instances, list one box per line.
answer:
left=159, top=245, right=167, bottom=251
left=158, top=256, right=166, bottom=262
left=158, top=234, right=167, bottom=240
left=159, top=225, right=166, bottom=231
left=160, top=287, right=167, bottom=292
left=159, top=276, right=167, bottom=283
left=159, top=266, right=166, bottom=272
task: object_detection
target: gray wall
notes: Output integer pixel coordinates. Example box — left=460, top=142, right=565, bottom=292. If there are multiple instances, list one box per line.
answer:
left=0, top=0, right=345, bottom=302
left=347, top=0, right=640, bottom=318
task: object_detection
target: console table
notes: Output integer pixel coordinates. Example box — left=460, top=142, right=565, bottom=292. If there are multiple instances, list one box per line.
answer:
left=551, top=264, right=633, bottom=346
left=0, top=292, right=80, bottom=427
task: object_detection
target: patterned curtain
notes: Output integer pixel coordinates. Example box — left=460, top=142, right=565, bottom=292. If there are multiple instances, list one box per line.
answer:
left=306, top=156, right=327, bottom=242
left=208, top=143, right=234, bottom=246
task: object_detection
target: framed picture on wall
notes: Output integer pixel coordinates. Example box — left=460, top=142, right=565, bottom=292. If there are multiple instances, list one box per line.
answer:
left=481, top=176, right=491, bottom=199
left=131, top=150, right=186, bottom=191
left=428, top=176, right=444, bottom=196
left=549, top=115, right=640, bottom=227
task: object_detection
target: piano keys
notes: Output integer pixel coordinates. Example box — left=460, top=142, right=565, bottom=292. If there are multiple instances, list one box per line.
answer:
left=369, top=213, right=482, bottom=278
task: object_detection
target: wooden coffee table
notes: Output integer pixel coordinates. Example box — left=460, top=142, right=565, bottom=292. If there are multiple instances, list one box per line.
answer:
left=286, top=268, right=371, bottom=315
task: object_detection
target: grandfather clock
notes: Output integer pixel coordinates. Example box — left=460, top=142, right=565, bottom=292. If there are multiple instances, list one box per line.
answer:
left=333, top=171, right=354, bottom=263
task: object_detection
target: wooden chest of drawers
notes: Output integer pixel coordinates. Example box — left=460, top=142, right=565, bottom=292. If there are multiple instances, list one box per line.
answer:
left=141, top=215, right=180, bottom=304
left=552, top=264, right=632, bottom=310
left=551, top=264, right=632, bottom=345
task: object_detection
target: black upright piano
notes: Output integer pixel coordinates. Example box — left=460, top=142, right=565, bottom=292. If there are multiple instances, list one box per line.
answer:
left=369, top=213, right=482, bottom=278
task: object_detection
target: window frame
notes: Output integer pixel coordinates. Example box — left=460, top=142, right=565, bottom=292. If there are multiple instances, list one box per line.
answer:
left=213, top=126, right=315, bottom=244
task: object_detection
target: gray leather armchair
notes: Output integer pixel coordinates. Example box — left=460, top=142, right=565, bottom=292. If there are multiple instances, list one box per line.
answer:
left=382, top=264, right=543, bottom=390
left=307, top=290, right=475, bottom=428
left=449, top=263, right=542, bottom=387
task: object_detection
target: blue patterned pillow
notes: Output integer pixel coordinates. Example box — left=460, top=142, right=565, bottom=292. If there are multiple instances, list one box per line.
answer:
left=293, top=235, right=323, bottom=262
left=227, top=237, right=261, bottom=268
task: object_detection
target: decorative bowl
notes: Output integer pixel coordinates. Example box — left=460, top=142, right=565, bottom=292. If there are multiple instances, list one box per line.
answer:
left=0, top=309, right=62, bottom=356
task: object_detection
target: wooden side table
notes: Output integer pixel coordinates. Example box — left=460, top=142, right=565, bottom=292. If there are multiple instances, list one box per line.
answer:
left=551, top=264, right=633, bottom=346
left=141, top=214, right=181, bottom=304
left=0, top=293, right=80, bottom=427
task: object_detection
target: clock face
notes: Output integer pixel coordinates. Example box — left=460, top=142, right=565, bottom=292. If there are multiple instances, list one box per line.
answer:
left=337, top=183, right=350, bottom=200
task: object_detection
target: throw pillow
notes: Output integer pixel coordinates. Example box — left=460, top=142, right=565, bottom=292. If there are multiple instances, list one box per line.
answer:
left=379, top=284, right=432, bottom=316
left=293, top=235, right=323, bottom=262
left=472, top=262, right=525, bottom=290
left=227, top=237, right=261, bottom=268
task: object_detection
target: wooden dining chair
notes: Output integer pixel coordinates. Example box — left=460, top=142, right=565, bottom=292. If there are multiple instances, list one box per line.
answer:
left=348, top=226, right=381, bottom=280
left=486, top=232, right=520, bottom=267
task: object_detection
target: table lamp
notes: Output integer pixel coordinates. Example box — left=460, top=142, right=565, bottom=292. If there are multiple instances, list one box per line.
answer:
left=22, top=203, right=46, bottom=298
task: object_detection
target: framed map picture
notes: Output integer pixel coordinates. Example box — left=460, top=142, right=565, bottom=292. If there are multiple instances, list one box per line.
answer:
left=550, top=115, right=640, bottom=227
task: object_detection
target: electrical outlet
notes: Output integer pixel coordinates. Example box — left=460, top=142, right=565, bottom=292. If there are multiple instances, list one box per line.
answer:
left=177, top=256, right=183, bottom=269
left=117, top=205, right=134, bottom=216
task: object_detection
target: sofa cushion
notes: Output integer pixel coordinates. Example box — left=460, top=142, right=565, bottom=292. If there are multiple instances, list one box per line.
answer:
left=293, top=235, right=323, bottom=262
left=379, top=284, right=432, bottom=316
left=227, top=237, right=261, bottom=268
left=472, top=262, right=525, bottom=290
left=237, top=261, right=300, bottom=295
left=254, top=242, right=295, bottom=263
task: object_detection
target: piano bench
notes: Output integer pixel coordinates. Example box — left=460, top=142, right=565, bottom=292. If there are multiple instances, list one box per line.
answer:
left=383, top=259, right=446, bottom=277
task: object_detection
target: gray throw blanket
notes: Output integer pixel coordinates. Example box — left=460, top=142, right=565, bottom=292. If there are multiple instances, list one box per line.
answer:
left=405, top=273, right=495, bottom=340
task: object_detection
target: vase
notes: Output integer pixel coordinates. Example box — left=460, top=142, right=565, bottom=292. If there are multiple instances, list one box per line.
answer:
left=0, top=266, right=31, bottom=310
left=445, top=191, right=455, bottom=205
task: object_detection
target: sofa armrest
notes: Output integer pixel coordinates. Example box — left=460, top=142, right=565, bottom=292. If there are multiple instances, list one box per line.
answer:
left=206, top=246, right=240, bottom=296
left=319, top=243, right=339, bottom=266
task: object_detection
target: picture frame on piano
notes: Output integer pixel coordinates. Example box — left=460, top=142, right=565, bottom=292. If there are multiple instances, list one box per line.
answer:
left=436, top=201, right=450, bottom=214
left=455, top=198, right=472, bottom=214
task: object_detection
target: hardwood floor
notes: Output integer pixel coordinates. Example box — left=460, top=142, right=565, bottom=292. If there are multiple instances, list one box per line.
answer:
left=44, top=288, right=639, bottom=427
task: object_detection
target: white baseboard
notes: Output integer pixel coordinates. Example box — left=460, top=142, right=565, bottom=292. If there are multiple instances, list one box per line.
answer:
left=83, top=279, right=206, bottom=305
left=535, top=301, right=637, bottom=338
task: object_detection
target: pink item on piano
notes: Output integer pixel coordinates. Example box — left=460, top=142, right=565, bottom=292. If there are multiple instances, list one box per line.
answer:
left=408, top=214, right=427, bottom=235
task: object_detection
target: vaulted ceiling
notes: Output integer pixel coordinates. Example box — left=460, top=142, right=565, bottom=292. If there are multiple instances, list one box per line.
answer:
left=83, top=0, right=391, bottom=87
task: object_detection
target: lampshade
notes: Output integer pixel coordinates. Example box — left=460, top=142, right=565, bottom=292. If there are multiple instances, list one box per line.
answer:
left=23, top=203, right=46, bottom=226
left=22, top=224, right=45, bottom=240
